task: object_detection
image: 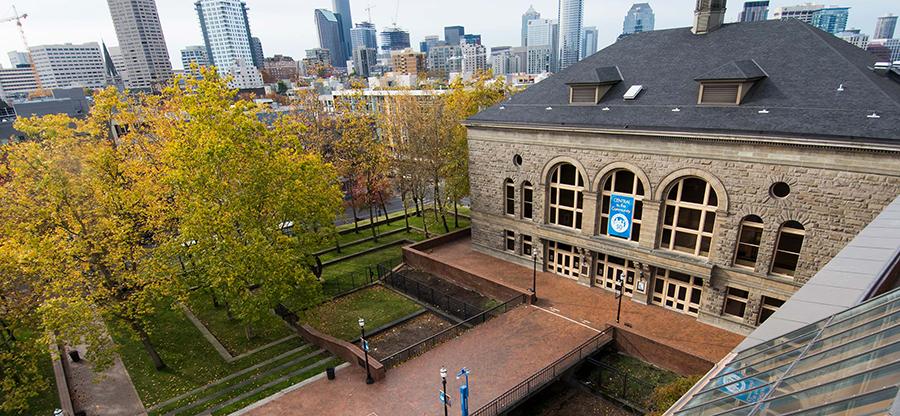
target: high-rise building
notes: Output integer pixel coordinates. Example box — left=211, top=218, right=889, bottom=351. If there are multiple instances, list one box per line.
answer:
left=227, top=59, right=263, bottom=89
left=107, top=0, right=173, bottom=90
left=250, top=37, right=264, bottom=69
left=420, top=36, right=441, bottom=53
left=622, top=3, right=655, bottom=38
left=181, top=45, right=209, bottom=75
left=107, top=46, right=126, bottom=80
left=444, top=26, right=465, bottom=46
left=353, top=48, right=377, bottom=77
left=460, top=42, right=487, bottom=79
left=332, top=0, right=354, bottom=65
left=425, top=44, right=461, bottom=76
left=196, top=0, right=258, bottom=73
left=7, top=51, right=29, bottom=68
left=510, top=46, right=528, bottom=74
left=0, top=67, right=39, bottom=100
left=391, top=49, right=426, bottom=76
left=874, top=14, right=897, bottom=40
left=462, top=34, right=482, bottom=46
left=811, top=7, right=850, bottom=34
left=867, top=38, right=900, bottom=62
left=836, top=29, right=869, bottom=49
left=351, top=22, right=378, bottom=52
left=580, top=26, right=598, bottom=60
left=29, top=43, right=107, bottom=89
left=380, top=26, right=411, bottom=54
left=490, top=47, right=513, bottom=75
left=314, top=9, right=347, bottom=68
left=303, top=48, right=332, bottom=75
left=773, top=3, right=824, bottom=24
left=557, top=0, right=584, bottom=71
left=527, top=18, right=558, bottom=74
left=521, top=6, right=541, bottom=47
left=738, top=1, right=769, bottom=23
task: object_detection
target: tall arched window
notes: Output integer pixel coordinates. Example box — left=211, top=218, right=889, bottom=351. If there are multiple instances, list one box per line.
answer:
left=599, top=170, right=645, bottom=242
left=660, top=177, right=719, bottom=258
left=772, top=221, right=805, bottom=277
left=504, top=179, right=515, bottom=216
left=547, top=163, right=585, bottom=230
left=734, top=215, right=764, bottom=269
left=522, top=181, right=534, bottom=220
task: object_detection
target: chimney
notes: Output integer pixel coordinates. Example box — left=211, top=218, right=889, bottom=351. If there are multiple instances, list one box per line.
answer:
left=692, top=0, right=727, bottom=34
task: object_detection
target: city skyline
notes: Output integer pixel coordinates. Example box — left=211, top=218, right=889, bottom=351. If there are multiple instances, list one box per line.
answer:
left=0, top=0, right=895, bottom=70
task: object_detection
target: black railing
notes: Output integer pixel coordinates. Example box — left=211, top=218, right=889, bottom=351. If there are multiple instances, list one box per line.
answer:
left=380, top=293, right=527, bottom=368
left=380, top=267, right=485, bottom=321
left=471, top=328, right=615, bottom=416
left=580, top=358, right=655, bottom=413
left=320, top=258, right=402, bottom=298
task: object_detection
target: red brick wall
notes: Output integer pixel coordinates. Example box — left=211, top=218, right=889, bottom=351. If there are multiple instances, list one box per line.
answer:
left=613, top=326, right=715, bottom=376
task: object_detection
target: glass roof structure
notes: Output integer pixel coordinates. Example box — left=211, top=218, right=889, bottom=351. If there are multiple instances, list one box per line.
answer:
left=674, top=287, right=900, bottom=415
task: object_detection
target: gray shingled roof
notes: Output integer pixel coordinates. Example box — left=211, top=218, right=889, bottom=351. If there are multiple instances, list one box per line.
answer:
left=470, top=19, right=900, bottom=144
left=694, top=59, right=767, bottom=81
left=566, top=66, right=623, bottom=85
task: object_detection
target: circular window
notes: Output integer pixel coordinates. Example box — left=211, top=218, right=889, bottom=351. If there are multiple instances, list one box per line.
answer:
left=770, top=182, right=791, bottom=199
left=513, top=154, right=523, bottom=167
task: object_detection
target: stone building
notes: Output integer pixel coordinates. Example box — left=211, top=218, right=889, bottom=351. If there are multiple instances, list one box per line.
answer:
left=464, top=4, right=900, bottom=334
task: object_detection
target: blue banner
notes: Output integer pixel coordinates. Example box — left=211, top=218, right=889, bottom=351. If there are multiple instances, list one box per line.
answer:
left=608, top=195, right=635, bottom=239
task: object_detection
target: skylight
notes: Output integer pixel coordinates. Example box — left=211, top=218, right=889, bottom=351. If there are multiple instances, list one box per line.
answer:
left=623, top=85, right=643, bottom=100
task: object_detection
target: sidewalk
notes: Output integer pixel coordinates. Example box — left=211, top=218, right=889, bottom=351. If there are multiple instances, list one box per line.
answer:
left=67, top=343, right=146, bottom=416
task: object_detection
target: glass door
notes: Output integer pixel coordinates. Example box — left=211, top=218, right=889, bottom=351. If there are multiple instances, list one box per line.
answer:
left=547, top=241, right=580, bottom=280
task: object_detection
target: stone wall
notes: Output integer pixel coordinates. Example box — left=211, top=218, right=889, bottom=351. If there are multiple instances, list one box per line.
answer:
left=466, top=125, right=900, bottom=333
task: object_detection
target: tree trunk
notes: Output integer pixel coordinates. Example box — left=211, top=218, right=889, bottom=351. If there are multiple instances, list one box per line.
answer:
left=368, top=203, right=378, bottom=242
left=130, top=320, right=165, bottom=370
left=335, top=234, right=342, bottom=254
left=350, top=202, right=360, bottom=234
left=434, top=180, right=449, bottom=234
left=380, top=195, right=390, bottom=223
left=414, top=195, right=421, bottom=217
left=0, top=318, right=14, bottom=342
left=211, top=291, right=220, bottom=308
left=225, top=302, right=235, bottom=321
left=454, top=200, right=459, bottom=228
left=245, top=325, right=255, bottom=341
left=402, top=197, right=410, bottom=231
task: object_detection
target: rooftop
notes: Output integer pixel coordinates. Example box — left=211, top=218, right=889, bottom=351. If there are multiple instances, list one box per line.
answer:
left=469, top=19, right=900, bottom=144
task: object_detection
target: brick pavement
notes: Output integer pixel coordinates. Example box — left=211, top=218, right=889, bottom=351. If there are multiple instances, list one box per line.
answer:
left=245, top=305, right=599, bottom=416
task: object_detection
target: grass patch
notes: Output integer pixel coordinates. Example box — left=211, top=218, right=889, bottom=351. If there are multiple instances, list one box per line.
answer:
left=599, top=353, right=679, bottom=387
left=109, top=304, right=306, bottom=408
left=320, top=229, right=421, bottom=263
left=186, top=292, right=294, bottom=356
left=408, top=209, right=471, bottom=235
left=297, top=286, right=423, bottom=341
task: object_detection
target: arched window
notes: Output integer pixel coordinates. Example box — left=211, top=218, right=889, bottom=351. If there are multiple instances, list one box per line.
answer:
left=599, top=170, right=645, bottom=242
left=734, top=215, right=764, bottom=269
left=547, top=163, right=584, bottom=230
left=504, top=179, right=515, bottom=216
left=522, top=181, right=534, bottom=220
left=772, top=221, right=805, bottom=277
left=660, top=177, right=718, bottom=258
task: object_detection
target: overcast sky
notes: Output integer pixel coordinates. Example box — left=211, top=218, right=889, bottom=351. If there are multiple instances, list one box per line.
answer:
left=0, top=0, right=895, bottom=69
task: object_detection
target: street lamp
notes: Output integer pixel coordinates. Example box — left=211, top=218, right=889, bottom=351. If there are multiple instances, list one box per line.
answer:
left=532, top=250, right=538, bottom=302
left=440, top=367, right=449, bottom=416
left=359, top=318, right=374, bottom=384
left=615, top=272, right=624, bottom=324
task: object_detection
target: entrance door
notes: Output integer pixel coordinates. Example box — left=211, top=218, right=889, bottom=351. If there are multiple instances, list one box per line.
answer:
left=547, top=241, right=580, bottom=280
left=652, top=268, right=703, bottom=317
left=596, top=253, right=636, bottom=296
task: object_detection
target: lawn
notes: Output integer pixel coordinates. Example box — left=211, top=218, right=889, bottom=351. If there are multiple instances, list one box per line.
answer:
left=296, top=286, right=423, bottom=341
left=187, top=291, right=294, bottom=355
left=320, top=229, right=421, bottom=263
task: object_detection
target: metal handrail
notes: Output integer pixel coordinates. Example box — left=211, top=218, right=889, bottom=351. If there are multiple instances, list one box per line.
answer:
left=381, top=267, right=486, bottom=320
left=471, top=328, right=615, bottom=416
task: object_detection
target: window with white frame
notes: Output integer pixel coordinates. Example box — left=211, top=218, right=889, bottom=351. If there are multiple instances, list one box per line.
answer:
left=772, top=221, right=805, bottom=277
left=758, top=296, right=785, bottom=325
left=599, top=169, right=644, bottom=242
left=660, top=177, right=719, bottom=258
left=547, top=163, right=584, bottom=231
left=723, top=287, right=749, bottom=319
left=734, top=215, right=764, bottom=269
left=505, top=179, right=515, bottom=216
left=522, top=181, right=534, bottom=220
left=522, top=235, right=533, bottom=256
left=505, top=230, right=516, bottom=252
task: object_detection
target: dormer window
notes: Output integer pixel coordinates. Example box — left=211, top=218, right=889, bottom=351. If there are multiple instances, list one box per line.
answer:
left=695, top=59, right=767, bottom=106
left=567, top=66, right=623, bottom=105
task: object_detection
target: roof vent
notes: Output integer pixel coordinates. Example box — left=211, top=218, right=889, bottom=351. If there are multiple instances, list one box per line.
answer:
left=874, top=62, right=892, bottom=75
left=758, top=109, right=769, bottom=114
left=672, top=108, right=681, bottom=112
left=602, top=107, right=611, bottom=111
left=623, top=85, right=643, bottom=100
left=545, top=106, right=553, bottom=111
left=499, top=106, right=506, bottom=110
left=867, top=112, right=881, bottom=119
left=837, top=84, right=844, bottom=92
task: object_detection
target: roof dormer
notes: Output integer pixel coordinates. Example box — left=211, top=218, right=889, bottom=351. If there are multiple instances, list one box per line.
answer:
left=567, top=66, right=623, bottom=105
left=695, top=59, right=767, bottom=105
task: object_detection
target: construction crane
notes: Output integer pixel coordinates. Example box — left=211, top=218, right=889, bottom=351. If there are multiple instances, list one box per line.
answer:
left=0, top=5, right=46, bottom=96
left=364, top=0, right=375, bottom=23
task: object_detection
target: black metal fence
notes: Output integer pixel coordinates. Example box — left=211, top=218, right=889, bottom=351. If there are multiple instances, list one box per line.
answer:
left=380, top=293, right=527, bottom=369
left=380, top=266, right=485, bottom=321
left=320, top=258, right=403, bottom=298
left=580, top=358, right=655, bottom=413
left=470, top=328, right=615, bottom=416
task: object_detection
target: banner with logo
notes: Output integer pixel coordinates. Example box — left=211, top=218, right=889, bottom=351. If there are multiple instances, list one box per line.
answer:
left=608, top=195, right=635, bottom=239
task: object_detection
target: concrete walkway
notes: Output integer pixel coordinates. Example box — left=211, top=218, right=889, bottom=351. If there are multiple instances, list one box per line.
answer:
left=428, top=238, right=744, bottom=363
left=67, top=343, right=146, bottom=416
left=245, top=305, right=599, bottom=415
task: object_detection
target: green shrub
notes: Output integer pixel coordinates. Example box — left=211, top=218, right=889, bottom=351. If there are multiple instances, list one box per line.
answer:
left=648, top=375, right=703, bottom=415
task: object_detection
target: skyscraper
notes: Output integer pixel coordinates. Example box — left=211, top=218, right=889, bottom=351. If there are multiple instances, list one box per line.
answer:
left=181, top=45, right=209, bottom=75
left=527, top=18, right=558, bottom=74
left=836, top=29, right=869, bottom=49
left=351, top=22, right=378, bottom=52
left=426, top=44, right=462, bottom=77
left=462, top=34, right=482, bottom=46
left=460, top=42, right=487, bottom=80
left=557, top=0, right=584, bottom=71
left=196, top=0, right=257, bottom=73
left=738, top=1, right=769, bottom=23
left=521, top=6, right=541, bottom=47
left=580, top=26, right=598, bottom=60
left=332, top=0, right=354, bottom=65
left=874, top=14, right=897, bottom=40
left=622, top=3, right=655, bottom=37
left=811, top=7, right=850, bottom=34
left=250, top=37, right=264, bottom=69
left=420, top=35, right=441, bottom=53
left=7, top=51, right=28, bottom=68
left=29, top=43, right=107, bottom=89
left=445, top=26, right=465, bottom=46
left=107, top=0, right=173, bottom=90
left=314, top=9, right=347, bottom=67
left=773, top=4, right=824, bottom=24
left=380, top=26, right=411, bottom=54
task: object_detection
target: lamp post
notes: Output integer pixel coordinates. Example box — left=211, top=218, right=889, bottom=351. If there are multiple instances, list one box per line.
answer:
left=531, top=251, right=538, bottom=302
left=615, top=272, right=624, bottom=324
left=441, top=367, right=449, bottom=416
left=359, top=318, right=374, bottom=384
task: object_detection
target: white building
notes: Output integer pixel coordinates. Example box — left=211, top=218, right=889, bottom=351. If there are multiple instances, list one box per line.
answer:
left=228, top=59, right=263, bottom=89
left=527, top=18, right=558, bottom=74
left=460, top=42, right=487, bottom=80
left=773, top=3, right=824, bottom=23
left=107, top=46, right=127, bottom=80
left=29, top=43, right=107, bottom=89
left=180, top=45, right=209, bottom=76
left=557, top=0, right=584, bottom=71
left=0, top=67, right=39, bottom=101
left=7, top=51, right=29, bottom=67
left=107, top=0, right=174, bottom=90
left=195, top=0, right=256, bottom=73
left=836, top=29, right=869, bottom=49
